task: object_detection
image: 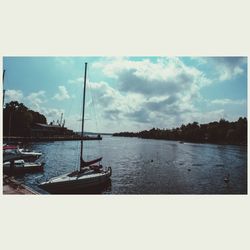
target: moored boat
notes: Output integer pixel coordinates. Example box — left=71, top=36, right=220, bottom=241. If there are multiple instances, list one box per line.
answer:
left=3, top=145, right=42, bottom=162
left=3, top=159, right=44, bottom=175
left=39, top=166, right=111, bottom=193
left=39, top=62, right=112, bottom=194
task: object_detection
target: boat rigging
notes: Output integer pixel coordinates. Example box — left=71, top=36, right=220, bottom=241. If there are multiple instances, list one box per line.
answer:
left=39, top=62, right=112, bottom=194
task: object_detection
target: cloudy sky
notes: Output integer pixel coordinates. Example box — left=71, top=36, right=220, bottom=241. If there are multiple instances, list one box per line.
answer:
left=3, top=56, right=247, bottom=133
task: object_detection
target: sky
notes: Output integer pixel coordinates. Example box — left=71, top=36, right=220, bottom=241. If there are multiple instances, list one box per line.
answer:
left=3, top=56, right=247, bottom=133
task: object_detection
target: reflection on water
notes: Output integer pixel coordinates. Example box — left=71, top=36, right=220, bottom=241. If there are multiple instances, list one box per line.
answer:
left=15, top=136, right=247, bottom=194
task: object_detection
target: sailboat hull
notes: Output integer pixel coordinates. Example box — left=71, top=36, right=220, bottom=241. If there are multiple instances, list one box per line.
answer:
left=39, top=167, right=111, bottom=194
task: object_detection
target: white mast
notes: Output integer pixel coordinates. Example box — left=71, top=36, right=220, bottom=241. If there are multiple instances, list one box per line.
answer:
left=80, top=62, right=87, bottom=167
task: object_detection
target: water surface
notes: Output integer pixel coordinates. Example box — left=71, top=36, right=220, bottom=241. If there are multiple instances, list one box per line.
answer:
left=16, top=136, right=247, bottom=194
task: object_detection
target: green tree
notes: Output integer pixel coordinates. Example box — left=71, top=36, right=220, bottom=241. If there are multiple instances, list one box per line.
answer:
left=3, top=101, right=47, bottom=137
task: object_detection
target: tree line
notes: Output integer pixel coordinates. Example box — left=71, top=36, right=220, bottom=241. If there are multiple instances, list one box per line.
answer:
left=113, top=118, right=247, bottom=145
left=3, top=101, right=47, bottom=137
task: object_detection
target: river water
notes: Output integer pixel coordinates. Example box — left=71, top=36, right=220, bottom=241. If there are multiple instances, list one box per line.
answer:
left=15, top=136, right=247, bottom=194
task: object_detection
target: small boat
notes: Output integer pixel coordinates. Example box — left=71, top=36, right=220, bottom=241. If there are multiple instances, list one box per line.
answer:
left=3, top=159, right=44, bottom=175
left=39, top=62, right=112, bottom=194
left=3, top=145, right=42, bottom=162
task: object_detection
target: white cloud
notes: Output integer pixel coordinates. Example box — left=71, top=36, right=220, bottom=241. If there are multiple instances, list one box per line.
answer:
left=89, top=57, right=246, bottom=131
left=5, top=90, right=63, bottom=124
left=94, top=58, right=211, bottom=94
left=90, top=57, right=211, bottom=127
left=5, top=89, right=49, bottom=115
left=53, top=85, right=70, bottom=101
left=5, top=89, right=23, bottom=103
left=202, top=57, right=246, bottom=81
left=40, top=107, right=64, bottom=122
left=89, top=80, right=145, bottom=114
left=68, top=77, right=84, bottom=84
left=27, top=90, right=46, bottom=110
left=94, top=57, right=210, bottom=96
left=210, top=98, right=246, bottom=105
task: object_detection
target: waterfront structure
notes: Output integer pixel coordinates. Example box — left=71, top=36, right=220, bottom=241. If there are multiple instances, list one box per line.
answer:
left=31, top=123, right=74, bottom=137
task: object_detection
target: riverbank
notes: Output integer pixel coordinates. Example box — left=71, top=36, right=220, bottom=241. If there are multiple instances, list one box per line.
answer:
left=3, top=175, right=39, bottom=195
left=3, top=135, right=102, bottom=143
left=113, top=118, right=247, bottom=146
left=112, top=135, right=247, bottom=146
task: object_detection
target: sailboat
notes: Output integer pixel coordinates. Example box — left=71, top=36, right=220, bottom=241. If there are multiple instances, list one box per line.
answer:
left=39, top=63, right=112, bottom=194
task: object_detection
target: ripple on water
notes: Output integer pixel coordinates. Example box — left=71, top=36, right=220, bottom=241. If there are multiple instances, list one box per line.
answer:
left=16, top=137, right=247, bottom=194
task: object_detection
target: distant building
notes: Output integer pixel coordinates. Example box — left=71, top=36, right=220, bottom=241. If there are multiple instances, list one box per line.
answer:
left=31, top=123, right=74, bottom=137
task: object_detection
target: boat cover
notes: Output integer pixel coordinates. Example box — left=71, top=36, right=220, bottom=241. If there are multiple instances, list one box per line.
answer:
left=80, top=157, right=102, bottom=168
left=3, top=154, right=32, bottom=163
left=3, top=145, right=18, bottom=150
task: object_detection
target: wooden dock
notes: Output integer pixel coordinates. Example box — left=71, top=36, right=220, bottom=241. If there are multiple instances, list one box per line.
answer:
left=3, top=175, right=38, bottom=195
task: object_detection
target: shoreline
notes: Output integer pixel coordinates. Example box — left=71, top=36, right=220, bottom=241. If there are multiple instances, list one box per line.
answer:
left=3, top=135, right=102, bottom=143
left=112, top=135, right=247, bottom=147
